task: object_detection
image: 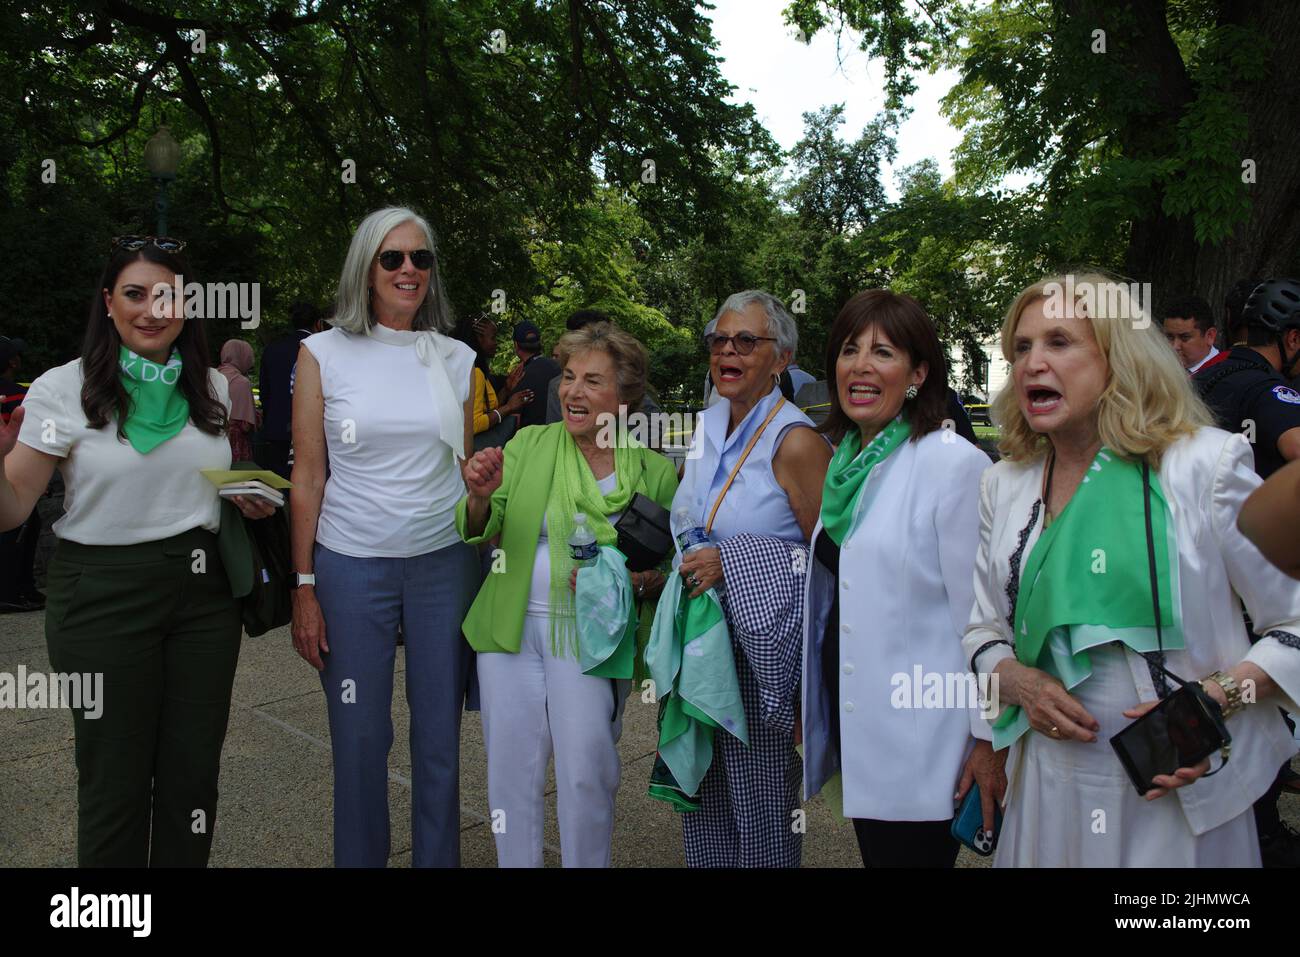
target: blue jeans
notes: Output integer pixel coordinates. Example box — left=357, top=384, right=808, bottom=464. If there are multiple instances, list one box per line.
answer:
left=314, top=540, right=478, bottom=867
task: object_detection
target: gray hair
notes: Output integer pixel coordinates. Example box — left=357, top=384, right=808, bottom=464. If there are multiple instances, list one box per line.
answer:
left=712, top=290, right=797, bottom=355
left=332, top=206, right=455, bottom=334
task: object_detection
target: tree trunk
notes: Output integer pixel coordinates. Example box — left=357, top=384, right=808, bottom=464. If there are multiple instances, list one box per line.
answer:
left=1126, top=1, right=1300, bottom=322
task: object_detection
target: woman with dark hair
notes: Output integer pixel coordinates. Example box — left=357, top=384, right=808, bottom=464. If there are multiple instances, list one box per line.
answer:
left=801, top=289, right=1001, bottom=867
left=0, top=236, right=274, bottom=867
left=456, top=314, right=527, bottom=441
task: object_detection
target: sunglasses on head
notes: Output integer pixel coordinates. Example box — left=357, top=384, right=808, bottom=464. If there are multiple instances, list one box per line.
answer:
left=376, top=249, right=435, bottom=271
left=112, top=235, right=186, bottom=253
left=704, top=331, right=778, bottom=356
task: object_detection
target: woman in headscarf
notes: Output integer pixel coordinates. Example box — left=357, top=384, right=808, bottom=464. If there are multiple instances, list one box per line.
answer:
left=218, top=338, right=257, bottom=462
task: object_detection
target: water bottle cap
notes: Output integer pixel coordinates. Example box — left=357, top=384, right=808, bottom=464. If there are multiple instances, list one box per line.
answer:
left=574, top=512, right=587, bottom=524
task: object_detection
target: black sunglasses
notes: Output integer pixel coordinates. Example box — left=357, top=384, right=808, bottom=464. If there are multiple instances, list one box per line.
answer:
left=112, top=235, right=186, bottom=253
left=704, top=331, right=778, bottom=356
left=376, top=248, right=435, bottom=271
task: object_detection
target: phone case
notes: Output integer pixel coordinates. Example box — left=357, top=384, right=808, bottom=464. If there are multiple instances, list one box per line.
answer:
left=950, top=783, right=1002, bottom=857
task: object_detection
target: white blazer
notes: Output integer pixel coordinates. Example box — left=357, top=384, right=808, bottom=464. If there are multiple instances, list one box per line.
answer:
left=962, top=427, right=1300, bottom=836
left=802, top=429, right=992, bottom=820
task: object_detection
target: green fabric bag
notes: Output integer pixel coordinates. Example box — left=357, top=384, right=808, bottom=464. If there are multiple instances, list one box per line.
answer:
left=575, top=544, right=639, bottom=679
left=644, top=572, right=748, bottom=808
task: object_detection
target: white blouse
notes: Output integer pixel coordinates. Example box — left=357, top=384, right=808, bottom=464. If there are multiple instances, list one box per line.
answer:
left=18, top=359, right=232, bottom=546
left=304, top=327, right=474, bottom=558
left=963, top=427, right=1300, bottom=836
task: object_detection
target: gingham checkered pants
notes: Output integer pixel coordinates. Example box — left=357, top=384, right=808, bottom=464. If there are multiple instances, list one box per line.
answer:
left=681, top=631, right=803, bottom=868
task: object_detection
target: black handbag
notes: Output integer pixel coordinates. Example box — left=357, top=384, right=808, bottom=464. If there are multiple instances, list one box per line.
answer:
left=614, top=492, right=673, bottom=572
left=1109, top=461, right=1231, bottom=795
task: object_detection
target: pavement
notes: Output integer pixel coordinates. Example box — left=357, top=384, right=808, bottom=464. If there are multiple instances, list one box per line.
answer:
left=7, top=607, right=1298, bottom=868
left=2, top=607, right=918, bottom=868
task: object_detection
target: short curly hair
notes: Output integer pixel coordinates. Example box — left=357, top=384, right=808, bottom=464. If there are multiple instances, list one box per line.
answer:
left=555, top=321, right=648, bottom=411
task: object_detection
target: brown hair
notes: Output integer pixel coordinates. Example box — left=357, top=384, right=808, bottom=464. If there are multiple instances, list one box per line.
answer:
left=819, top=289, right=949, bottom=444
left=555, top=321, right=648, bottom=411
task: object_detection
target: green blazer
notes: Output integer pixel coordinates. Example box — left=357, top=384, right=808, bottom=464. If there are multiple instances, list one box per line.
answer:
left=456, top=422, right=679, bottom=654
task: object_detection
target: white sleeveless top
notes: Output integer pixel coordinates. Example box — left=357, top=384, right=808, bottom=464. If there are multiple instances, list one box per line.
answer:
left=304, top=327, right=474, bottom=558
left=673, top=385, right=812, bottom=549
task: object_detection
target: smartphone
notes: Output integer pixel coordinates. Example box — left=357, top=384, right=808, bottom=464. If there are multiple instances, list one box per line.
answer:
left=1109, top=684, right=1229, bottom=796
left=951, top=783, right=1002, bottom=857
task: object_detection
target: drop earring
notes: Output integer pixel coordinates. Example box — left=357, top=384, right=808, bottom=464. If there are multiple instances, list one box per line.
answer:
left=905, top=384, right=919, bottom=400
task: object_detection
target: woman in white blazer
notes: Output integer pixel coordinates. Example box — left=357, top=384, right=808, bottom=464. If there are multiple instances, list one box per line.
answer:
left=963, top=272, right=1300, bottom=867
left=802, top=290, right=1004, bottom=867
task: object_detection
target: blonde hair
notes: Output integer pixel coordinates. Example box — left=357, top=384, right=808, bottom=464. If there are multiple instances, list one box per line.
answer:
left=993, top=271, right=1215, bottom=465
left=555, top=322, right=648, bottom=411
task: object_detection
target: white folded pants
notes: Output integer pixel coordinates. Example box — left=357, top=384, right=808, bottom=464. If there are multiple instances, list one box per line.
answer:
left=477, top=613, right=626, bottom=867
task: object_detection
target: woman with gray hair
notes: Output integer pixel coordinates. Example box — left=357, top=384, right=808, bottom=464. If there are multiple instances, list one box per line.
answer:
left=289, top=206, right=479, bottom=867
left=670, top=290, right=832, bottom=866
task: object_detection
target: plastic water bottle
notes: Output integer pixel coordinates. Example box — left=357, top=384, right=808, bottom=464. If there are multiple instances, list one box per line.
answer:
left=673, top=505, right=724, bottom=597
left=568, top=512, right=599, bottom=568
left=673, top=505, right=711, bottom=556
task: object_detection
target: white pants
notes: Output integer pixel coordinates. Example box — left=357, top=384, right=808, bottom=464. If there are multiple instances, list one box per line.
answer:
left=477, top=614, right=626, bottom=867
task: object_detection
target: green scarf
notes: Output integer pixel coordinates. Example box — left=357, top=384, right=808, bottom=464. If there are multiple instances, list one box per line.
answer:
left=992, top=448, right=1182, bottom=748
left=545, top=428, right=645, bottom=656
left=819, top=416, right=910, bottom=545
left=118, top=346, right=189, bottom=454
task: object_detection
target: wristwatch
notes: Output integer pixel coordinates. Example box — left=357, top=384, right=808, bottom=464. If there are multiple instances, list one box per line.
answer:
left=294, top=573, right=316, bottom=589
left=1201, top=671, right=1245, bottom=719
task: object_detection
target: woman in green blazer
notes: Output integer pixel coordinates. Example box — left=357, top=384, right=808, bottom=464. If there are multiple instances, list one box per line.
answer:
left=458, top=322, right=677, bottom=867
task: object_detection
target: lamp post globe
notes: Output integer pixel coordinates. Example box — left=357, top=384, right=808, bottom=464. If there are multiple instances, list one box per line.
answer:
left=144, top=125, right=179, bottom=235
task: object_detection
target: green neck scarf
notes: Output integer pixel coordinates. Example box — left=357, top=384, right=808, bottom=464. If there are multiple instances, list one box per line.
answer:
left=118, top=346, right=189, bottom=454
left=545, top=428, right=645, bottom=656
left=819, top=416, right=910, bottom=545
left=992, top=448, right=1182, bottom=746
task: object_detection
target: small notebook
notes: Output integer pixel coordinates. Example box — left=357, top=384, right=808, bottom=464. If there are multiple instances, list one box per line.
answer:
left=200, top=469, right=292, bottom=490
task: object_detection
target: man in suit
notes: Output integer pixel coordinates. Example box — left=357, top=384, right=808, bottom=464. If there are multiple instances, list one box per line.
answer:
left=1162, top=296, right=1220, bottom=373
left=259, top=302, right=322, bottom=479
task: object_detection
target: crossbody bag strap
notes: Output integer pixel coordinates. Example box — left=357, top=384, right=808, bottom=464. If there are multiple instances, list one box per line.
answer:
left=705, top=397, right=786, bottom=535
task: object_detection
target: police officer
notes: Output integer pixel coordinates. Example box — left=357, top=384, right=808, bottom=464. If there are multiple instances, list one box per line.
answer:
left=1194, top=278, right=1300, bottom=480
left=1194, top=277, right=1300, bottom=867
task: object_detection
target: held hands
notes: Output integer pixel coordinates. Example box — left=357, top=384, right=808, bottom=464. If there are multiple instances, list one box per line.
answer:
left=500, top=390, right=532, bottom=415
left=464, top=446, right=504, bottom=499
left=1121, top=682, right=1226, bottom=800
left=956, top=739, right=1008, bottom=835
left=678, top=545, right=723, bottom=599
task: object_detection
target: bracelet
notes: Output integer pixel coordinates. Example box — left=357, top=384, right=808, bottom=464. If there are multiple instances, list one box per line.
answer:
left=1201, top=670, right=1245, bottom=719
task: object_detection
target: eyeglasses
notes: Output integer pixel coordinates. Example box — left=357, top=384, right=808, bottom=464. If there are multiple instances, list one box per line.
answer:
left=704, top=332, right=778, bottom=356
left=376, top=249, right=435, bottom=271
left=112, top=235, right=186, bottom=253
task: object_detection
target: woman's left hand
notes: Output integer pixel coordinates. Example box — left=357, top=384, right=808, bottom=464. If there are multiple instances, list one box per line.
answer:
left=1122, top=698, right=1213, bottom=799
left=232, top=495, right=277, bottom=521
left=956, top=739, right=1008, bottom=835
left=679, top=546, right=723, bottom=599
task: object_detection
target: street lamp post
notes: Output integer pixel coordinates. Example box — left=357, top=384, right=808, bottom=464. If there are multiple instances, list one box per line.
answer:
left=143, top=124, right=180, bottom=235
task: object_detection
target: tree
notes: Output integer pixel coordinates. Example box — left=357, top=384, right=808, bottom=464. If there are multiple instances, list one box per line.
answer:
left=785, top=0, right=1300, bottom=317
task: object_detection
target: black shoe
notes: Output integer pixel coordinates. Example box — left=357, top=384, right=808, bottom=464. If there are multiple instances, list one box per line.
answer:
left=0, top=596, right=42, bottom=614
left=1260, top=821, right=1300, bottom=868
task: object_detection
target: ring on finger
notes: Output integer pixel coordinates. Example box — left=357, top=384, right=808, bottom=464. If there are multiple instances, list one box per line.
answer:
left=1047, top=725, right=1062, bottom=739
